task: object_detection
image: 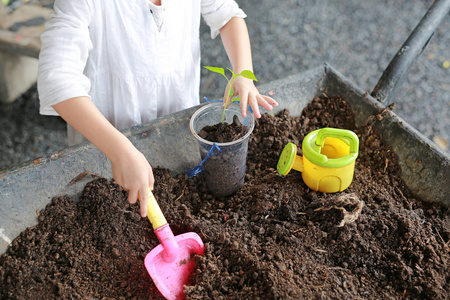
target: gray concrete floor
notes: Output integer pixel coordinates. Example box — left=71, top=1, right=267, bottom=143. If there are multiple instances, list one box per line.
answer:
left=1, top=0, right=449, bottom=171
left=201, top=0, right=449, bottom=151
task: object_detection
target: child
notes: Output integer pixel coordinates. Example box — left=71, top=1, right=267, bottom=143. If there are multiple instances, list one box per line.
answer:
left=38, top=0, right=278, bottom=217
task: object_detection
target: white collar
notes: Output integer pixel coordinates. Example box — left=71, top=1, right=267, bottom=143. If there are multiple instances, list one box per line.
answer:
left=148, top=1, right=165, bottom=32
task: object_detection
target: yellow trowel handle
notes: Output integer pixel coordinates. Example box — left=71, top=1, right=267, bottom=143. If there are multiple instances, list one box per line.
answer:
left=146, top=187, right=168, bottom=230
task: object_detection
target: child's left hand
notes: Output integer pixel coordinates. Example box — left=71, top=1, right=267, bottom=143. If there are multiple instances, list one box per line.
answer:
left=223, top=76, right=278, bottom=119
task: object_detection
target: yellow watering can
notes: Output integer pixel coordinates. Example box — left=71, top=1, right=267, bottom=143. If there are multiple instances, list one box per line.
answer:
left=277, top=128, right=359, bottom=193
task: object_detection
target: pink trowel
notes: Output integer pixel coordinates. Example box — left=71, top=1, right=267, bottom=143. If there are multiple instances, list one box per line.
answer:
left=143, top=188, right=205, bottom=300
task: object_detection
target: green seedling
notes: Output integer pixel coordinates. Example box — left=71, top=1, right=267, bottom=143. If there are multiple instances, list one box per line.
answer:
left=204, top=66, right=258, bottom=122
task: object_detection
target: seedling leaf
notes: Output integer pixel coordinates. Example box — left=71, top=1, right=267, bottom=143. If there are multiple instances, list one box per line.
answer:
left=203, top=66, right=225, bottom=76
left=230, top=96, right=241, bottom=103
left=227, top=87, right=234, bottom=98
left=240, top=70, right=258, bottom=81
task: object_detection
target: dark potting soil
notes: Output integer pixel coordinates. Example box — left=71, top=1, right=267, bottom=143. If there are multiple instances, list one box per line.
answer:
left=1, top=96, right=449, bottom=299
left=197, top=114, right=249, bottom=197
left=198, top=115, right=247, bottom=143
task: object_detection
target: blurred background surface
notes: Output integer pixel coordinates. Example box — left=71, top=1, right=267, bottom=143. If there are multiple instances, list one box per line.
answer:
left=1, top=0, right=448, bottom=171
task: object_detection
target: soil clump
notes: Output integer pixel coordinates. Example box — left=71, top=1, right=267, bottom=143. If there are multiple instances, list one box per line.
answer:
left=1, top=96, right=448, bottom=299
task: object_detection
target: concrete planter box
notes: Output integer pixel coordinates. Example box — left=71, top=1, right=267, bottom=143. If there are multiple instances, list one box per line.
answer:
left=1, top=64, right=449, bottom=255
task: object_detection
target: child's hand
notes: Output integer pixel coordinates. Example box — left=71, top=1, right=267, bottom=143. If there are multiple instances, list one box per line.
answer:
left=51, top=96, right=154, bottom=218
left=224, top=76, right=278, bottom=119
left=110, top=145, right=155, bottom=218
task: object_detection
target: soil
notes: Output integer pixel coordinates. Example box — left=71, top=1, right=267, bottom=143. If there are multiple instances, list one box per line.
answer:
left=1, top=95, right=449, bottom=300
left=198, top=114, right=250, bottom=197
left=198, top=115, right=247, bottom=143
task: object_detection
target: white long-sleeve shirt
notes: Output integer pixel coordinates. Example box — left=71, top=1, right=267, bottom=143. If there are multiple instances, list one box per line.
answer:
left=38, top=0, right=246, bottom=145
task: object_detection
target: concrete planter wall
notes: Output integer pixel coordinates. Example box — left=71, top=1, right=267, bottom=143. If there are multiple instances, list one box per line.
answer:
left=1, top=64, right=448, bottom=255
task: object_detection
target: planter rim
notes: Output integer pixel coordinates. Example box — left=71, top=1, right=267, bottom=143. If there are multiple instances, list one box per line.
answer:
left=189, top=102, right=255, bottom=146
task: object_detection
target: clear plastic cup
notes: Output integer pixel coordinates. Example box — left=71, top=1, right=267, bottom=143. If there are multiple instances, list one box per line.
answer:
left=189, top=102, right=255, bottom=197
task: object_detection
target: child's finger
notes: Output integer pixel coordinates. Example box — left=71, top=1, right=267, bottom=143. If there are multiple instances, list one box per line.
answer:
left=139, top=187, right=149, bottom=217
left=128, top=189, right=138, bottom=204
left=256, top=95, right=273, bottom=111
left=148, top=170, right=155, bottom=191
left=239, top=91, right=249, bottom=118
left=262, top=95, right=279, bottom=106
left=248, top=94, right=262, bottom=118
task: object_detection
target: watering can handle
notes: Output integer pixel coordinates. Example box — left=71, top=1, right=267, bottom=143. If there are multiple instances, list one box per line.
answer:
left=371, top=0, right=450, bottom=105
left=146, top=188, right=168, bottom=230
left=316, top=128, right=359, bottom=154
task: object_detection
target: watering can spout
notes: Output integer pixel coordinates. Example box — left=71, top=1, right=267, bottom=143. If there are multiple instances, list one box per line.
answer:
left=292, top=155, right=304, bottom=172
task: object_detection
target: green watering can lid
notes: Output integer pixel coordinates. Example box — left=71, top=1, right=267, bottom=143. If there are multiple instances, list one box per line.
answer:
left=302, top=128, right=359, bottom=167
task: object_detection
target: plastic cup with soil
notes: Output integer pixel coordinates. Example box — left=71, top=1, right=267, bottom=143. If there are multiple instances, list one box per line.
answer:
left=189, top=102, right=254, bottom=197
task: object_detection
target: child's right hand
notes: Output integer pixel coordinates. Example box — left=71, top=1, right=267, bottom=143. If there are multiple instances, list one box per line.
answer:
left=110, top=144, right=155, bottom=218
left=52, top=96, right=154, bottom=217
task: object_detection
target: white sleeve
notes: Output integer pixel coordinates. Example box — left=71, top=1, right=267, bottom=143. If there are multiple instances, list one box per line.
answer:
left=201, top=0, right=247, bottom=39
left=37, top=0, right=93, bottom=116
